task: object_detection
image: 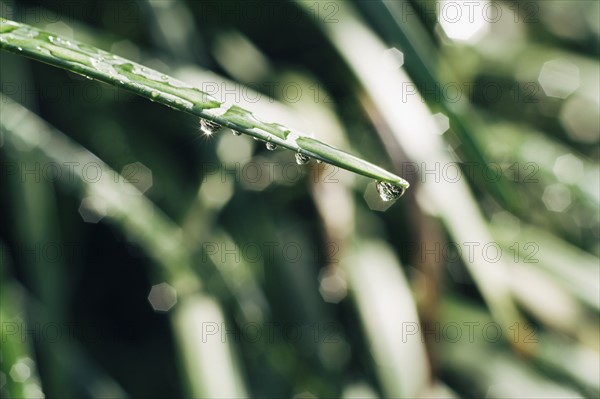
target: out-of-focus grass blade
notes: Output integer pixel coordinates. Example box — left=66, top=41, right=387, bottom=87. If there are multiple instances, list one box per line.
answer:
left=345, top=241, right=430, bottom=398
left=0, top=264, right=45, bottom=399
left=295, top=0, right=527, bottom=348
left=354, top=0, right=518, bottom=210
left=0, top=18, right=408, bottom=188
left=439, top=298, right=588, bottom=399
left=1, top=93, right=251, bottom=399
left=173, top=294, right=248, bottom=399
left=491, top=222, right=600, bottom=312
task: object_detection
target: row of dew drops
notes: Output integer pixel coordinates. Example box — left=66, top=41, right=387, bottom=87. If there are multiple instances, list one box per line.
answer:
left=0, top=24, right=404, bottom=202
left=200, top=118, right=405, bottom=202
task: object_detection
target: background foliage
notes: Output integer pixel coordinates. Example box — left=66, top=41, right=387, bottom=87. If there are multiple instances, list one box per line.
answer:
left=1, top=1, right=598, bottom=398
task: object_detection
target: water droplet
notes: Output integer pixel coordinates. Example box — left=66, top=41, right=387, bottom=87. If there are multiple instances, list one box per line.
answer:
left=35, top=45, right=41, bottom=51
left=232, top=129, right=242, bottom=136
left=375, top=181, right=405, bottom=202
left=161, top=75, right=168, bottom=80
left=200, top=118, right=220, bottom=136
left=16, top=47, right=22, bottom=51
left=118, top=80, right=125, bottom=84
left=85, top=75, right=92, bottom=80
left=295, top=152, right=310, bottom=165
left=316, top=159, right=323, bottom=164
left=150, top=91, right=159, bottom=98
left=266, top=142, right=277, bottom=150
left=253, top=137, right=261, bottom=141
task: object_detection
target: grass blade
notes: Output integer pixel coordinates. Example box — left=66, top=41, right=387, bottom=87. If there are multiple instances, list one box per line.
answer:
left=0, top=18, right=408, bottom=189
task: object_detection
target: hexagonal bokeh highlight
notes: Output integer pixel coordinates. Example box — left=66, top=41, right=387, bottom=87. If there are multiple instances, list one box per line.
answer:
left=560, top=95, right=600, bottom=144
left=364, top=181, right=396, bottom=212
left=9, top=358, right=33, bottom=383
left=553, top=153, right=583, bottom=184
left=381, top=47, right=404, bottom=71
left=432, top=113, right=450, bottom=135
left=542, top=183, right=572, bottom=213
left=537, top=58, right=580, bottom=99
left=121, top=162, right=153, bottom=195
left=148, top=282, right=178, bottom=312
left=318, top=267, right=348, bottom=304
left=438, top=0, right=489, bottom=43
left=78, top=196, right=107, bottom=223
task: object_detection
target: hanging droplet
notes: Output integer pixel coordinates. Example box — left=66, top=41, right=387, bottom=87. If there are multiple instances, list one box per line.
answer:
left=295, top=152, right=310, bottom=165
left=199, top=118, right=221, bottom=136
left=253, top=137, right=261, bottom=141
left=232, top=129, right=242, bottom=136
left=316, top=159, right=323, bottom=164
left=266, top=142, right=277, bottom=150
left=375, top=181, right=405, bottom=202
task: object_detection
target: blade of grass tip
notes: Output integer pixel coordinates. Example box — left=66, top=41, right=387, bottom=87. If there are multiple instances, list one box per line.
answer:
left=0, top=18, right=409, bottom=189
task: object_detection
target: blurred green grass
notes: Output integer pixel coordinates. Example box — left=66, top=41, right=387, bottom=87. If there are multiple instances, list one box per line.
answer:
left=1, top=1, right=598, bottom=398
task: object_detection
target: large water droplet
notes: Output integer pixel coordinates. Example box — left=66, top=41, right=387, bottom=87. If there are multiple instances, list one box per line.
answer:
left=232, top=129, right=242, bottom=136
left=150, top=91, right=159, bottom=98
left=295, top=152, right=310, bottom=165
left=375, top=181, right=405, bottom=202
left=16, top=46, right=22, bottom=51
left=200, top=118, right=220, bottom=136
left=266, top=142, right=277, bottom=150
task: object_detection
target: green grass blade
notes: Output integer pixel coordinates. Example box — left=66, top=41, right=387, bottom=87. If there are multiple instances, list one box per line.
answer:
left=0, top=18, right=408, bottom=189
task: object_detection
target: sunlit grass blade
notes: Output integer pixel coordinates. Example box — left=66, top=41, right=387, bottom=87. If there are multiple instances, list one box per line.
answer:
left=0, top=18, right=408, bottom=189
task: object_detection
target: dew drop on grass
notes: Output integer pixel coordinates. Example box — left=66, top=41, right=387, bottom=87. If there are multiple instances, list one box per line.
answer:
left=199, top=118, right=221, bottom=136
left=150, top=91, right=159, bottom=98
left=295, top=152, right=310, bottom=165
left=375, top=181, right=405, bottom=202
left=266, top=142, right=277, bottom=150
left=232, top=129, right=242, bottom=136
